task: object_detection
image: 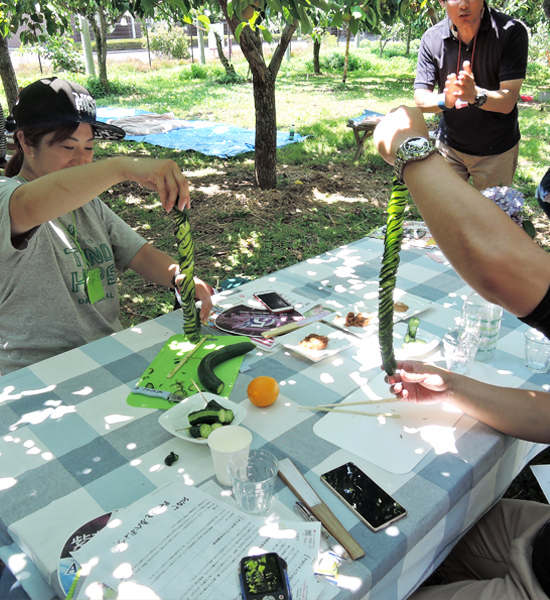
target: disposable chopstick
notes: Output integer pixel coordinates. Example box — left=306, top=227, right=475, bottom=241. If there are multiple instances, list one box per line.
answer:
left=190, top=379, right=208, bottom=403
left=315, top=398, right=398, bottom=407
left=299, top=406, right=400, bottom=418
left=261, top=311, right=332, bottom=339
left=166, top=336, right=210, bottom=379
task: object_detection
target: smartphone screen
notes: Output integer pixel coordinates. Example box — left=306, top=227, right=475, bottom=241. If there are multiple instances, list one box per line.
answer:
left=321, top=462, right=407, bottom=531
left=254, top=291, right=294, bottom=313
left=239, top=553, right=291, bottom=600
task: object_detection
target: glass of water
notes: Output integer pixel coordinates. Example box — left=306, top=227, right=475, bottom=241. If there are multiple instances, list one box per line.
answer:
left=524, top=328, right=550, bottom=373
left=442, top=330, right=479, bottom=375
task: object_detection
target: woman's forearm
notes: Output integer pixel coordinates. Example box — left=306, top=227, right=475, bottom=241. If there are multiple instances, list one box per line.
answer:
left=448, top=374, right=550, bottom=443
left=10, top=158, right=129, bottom=234
left=10, top=156, right=190, bottom=236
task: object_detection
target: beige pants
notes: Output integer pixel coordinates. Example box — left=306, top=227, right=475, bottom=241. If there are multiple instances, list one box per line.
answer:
left=409, top=499, right=549, bottom=600
left=436, top=141, right=519, bottom=191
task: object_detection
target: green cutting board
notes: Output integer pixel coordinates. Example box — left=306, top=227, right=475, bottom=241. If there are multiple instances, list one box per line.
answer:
left=127, top=334, right=251, bottom=410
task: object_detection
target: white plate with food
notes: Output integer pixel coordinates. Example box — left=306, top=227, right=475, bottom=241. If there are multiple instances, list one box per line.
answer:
left=392, top=290, right=434, bottom=322
left=158, top=393, right=247, bottom=444
left=282, top=322, right=353, bottom=362
left=393, top=320, right=440, bottom=360
left=327, top=309, right=379, bottom=339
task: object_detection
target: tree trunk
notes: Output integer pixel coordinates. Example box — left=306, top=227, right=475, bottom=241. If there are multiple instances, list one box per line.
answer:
left=252, top=69, right=277, bottom=189
left=90, top=7, right=110, bottom=93
left=0, top=35, right=19, bottom=112
left=313, top=39, right=321, bottom=75
left=214, top=32, right=235, bottom=75
left=342, top=26, right=351, bottom=83
left=218, top=0, right=296, bottom=190
left=406, top=24, right=411, bottom=56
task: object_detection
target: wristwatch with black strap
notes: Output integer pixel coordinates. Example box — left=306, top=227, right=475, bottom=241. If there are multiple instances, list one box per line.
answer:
left=470, top=89, right=488, bottom=108
left=394, top=137, right=438, bottom=184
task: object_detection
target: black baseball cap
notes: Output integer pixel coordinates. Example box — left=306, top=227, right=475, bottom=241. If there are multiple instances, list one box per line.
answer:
left=10, top=77, right=125, bottom=141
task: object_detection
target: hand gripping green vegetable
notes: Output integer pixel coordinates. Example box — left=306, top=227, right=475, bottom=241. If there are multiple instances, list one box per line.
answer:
left=173, top=207, right=202, bottom=344
left=378, top=178, right=409, bottom=376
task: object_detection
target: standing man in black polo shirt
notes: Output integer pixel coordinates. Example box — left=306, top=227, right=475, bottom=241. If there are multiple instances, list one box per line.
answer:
left=414, top=0, right=528, bottom=190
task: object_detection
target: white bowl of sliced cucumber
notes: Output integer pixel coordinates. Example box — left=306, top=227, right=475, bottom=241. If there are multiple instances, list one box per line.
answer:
left=158, top=393, right=247, bottom=445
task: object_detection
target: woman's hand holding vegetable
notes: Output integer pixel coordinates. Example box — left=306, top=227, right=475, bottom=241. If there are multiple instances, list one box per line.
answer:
left=385, top=361, right=453, bottom=404
left=176, top=276, right=213, bottom=323
left=120, top=157, right=190, bottom=212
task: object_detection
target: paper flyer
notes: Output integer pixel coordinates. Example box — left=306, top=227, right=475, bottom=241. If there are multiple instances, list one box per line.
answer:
left=72, top=482, right=322, bottom=600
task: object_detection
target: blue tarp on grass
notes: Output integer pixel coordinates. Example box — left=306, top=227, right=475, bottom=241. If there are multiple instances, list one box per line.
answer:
left=96, top=107, right=305, bottom=158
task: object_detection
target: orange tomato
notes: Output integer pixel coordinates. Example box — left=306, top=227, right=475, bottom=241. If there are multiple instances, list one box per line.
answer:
left=247, top=376, right=279, bottom=407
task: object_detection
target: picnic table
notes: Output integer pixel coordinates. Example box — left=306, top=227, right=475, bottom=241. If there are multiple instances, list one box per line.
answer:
left=347, top=109, right=384, bottom=159
left=0, top=235, right=545, bottom=600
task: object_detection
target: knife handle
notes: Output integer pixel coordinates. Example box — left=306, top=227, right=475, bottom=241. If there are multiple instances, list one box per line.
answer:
left=309, top=503, right=365, bottom=561
left=278, top=459, right=364, bottom=561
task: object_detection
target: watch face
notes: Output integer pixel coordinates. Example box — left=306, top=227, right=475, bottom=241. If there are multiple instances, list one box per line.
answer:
left=404, top=138, right=432, bottom=155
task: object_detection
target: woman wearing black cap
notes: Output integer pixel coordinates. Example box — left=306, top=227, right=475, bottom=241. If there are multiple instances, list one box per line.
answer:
left=0, top=77, right=213, bottom=375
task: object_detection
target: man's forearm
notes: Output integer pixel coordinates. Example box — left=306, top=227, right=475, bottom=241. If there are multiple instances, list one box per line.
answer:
left=403, top=154, right=550, bottom=317
left=414, top=89, right=444, bottom=113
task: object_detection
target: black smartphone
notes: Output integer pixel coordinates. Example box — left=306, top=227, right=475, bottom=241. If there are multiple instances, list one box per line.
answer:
left=254, top=291, right=294, bottom=313
left=320, top=462, right=407, bottom=532
left=239, top=552, right=292, bottom=600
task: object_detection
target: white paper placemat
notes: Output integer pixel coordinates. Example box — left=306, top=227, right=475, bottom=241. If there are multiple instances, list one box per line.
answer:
left=313, top=372, right=463, bottom=474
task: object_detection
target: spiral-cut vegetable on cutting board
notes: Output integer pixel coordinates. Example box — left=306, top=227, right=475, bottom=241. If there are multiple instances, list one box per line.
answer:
left=173, top=207, right=202, bottom=343
left=379, top=178, right=409, bottom=376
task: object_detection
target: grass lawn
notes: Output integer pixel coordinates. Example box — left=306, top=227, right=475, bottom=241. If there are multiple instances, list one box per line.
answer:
left=8, top=38, right=550, bottom=501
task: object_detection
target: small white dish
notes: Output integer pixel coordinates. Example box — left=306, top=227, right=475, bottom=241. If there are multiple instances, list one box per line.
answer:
left=392, top=290, right=433, bottom=322
left=282, top=322, right=352, bottom=362
left=158, top=393, right=247, bottom=444
left=328, top=310, right=379, bottom=339
left=393, top=321, right=440, bottom=360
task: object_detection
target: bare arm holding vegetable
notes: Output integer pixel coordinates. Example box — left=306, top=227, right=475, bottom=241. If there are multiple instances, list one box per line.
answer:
left=373, top=106, right=550, bottom=319
left=10, top=153, right=190, bottom=237
left=127, top=245, right=213, bottom=322
left=386, top=361, right=550, bottom=444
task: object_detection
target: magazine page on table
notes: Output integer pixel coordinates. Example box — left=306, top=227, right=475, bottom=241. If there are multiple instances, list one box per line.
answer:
left=71, top=482, right=322, bottom=600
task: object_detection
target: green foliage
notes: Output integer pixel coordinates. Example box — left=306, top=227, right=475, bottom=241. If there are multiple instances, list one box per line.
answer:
left=75, top=38, right=144, bottom=52
left=215, top=71, right=247, bottom=84
left=80, top=76, right=139, bottom=99
left=37, top=35, right=84, bottom=74
left=145, top=24, right=190, bottom=60
left=528, top=29, right=550, bottom=66
left=319, top=51, right=363, bottom=72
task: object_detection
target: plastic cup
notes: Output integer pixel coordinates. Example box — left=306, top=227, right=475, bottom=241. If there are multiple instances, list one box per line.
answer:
left=442, top=330, right=479, bottom=375
left=524, top=328, right=550, bottom=373
left=227, top=449, right=279, bottom=515
left=207, top=426, right=253, bottom=487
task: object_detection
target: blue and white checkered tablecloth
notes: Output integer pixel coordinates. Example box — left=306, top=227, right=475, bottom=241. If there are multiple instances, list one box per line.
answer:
left=0, top=237, right=546, bottom=600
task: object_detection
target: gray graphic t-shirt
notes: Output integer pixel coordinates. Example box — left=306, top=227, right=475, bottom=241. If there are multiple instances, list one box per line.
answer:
left=0, top=176, right=146, bottom=374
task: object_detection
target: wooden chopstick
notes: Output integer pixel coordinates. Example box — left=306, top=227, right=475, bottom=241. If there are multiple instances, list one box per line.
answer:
left=315, top=398, right=398, bottom=408
left=166, top=336, right=210, bottom=379
left=190, top=379, right=209, bottom=403
left=299, top=406, right=400, bottom=418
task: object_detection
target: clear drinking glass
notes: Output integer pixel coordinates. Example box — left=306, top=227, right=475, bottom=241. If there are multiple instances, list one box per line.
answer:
left=443, top=330, right=479, bottom=375
left=227, top=449, right=279, bottom=515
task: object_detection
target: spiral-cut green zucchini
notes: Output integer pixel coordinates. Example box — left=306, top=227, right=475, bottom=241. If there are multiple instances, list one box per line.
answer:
left=173, top=207, right=201, bottom=343
left=378, top=178, right=409, bottom=376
